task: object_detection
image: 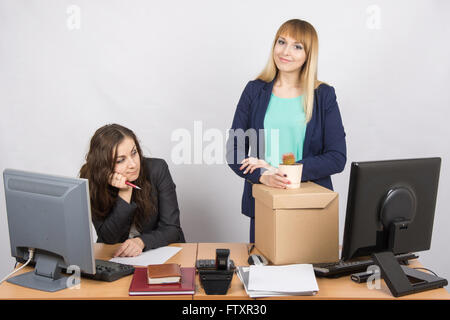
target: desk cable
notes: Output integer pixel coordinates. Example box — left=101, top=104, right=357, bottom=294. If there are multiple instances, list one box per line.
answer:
left=412, top=267, right=439, bottom=277
left=0, top=248, right=35, bottom=285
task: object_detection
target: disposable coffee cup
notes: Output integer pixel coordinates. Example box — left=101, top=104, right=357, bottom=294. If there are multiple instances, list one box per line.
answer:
left=278, top=163, right=303, bottom=189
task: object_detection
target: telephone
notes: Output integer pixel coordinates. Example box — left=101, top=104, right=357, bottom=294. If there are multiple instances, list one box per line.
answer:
left=197, top=248, right=234, bottom=295
left=196, top=258, right=236, bottom=271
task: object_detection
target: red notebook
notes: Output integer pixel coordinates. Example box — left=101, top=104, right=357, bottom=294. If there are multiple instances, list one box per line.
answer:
left=129, top=267, right=195, bottom=296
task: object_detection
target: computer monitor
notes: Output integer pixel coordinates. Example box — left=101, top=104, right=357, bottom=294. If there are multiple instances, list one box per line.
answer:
left=341, top=157, right=447, bottom=296
left=341, top=157, right=440, bottom=260
left=3, top=168, right=96, bottom=292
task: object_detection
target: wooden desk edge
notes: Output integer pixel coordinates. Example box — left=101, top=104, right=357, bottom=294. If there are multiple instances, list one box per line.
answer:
left=1, top=243, right=449, bottom=300
left=0, top=243, right=198, bottom=300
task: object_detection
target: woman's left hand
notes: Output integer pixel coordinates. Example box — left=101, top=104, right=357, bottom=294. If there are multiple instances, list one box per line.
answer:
left=114, top=238, right=145, bottom=257
left=240, top=157, right=276, bottom=174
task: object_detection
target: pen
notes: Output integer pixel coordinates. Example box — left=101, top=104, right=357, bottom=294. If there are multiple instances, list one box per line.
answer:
left=248, top=244, right=254, bottom=255
left=125, top=181, right=141, bottom=190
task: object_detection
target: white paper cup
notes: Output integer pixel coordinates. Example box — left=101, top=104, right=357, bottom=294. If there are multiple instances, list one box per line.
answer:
left=278, top=164, right=303, bottom=189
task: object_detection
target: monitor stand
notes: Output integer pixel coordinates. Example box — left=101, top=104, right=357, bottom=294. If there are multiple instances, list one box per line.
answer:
left=372, top=251, right=448, bottom=297
left=7, top=254, right=69, bottom=292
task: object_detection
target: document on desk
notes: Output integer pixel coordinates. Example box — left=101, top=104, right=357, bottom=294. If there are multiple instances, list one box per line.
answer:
left=109, top=246, right=182, bottom=266
left=247, top=264, right=319, bottom=295
left=237, top=267, right=294, bottom=298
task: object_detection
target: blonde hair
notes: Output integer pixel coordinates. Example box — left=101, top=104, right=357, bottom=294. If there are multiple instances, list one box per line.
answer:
left=257, top=19, right=324, bottom=123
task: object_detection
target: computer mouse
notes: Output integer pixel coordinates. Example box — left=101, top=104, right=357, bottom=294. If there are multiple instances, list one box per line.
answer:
left=248, top=254, right=269, bottom=266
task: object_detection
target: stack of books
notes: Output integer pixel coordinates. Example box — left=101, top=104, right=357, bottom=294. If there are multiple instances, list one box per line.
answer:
left=128, top=263, right=195, bottom=296
left=236, top=264, right=319, bottom=298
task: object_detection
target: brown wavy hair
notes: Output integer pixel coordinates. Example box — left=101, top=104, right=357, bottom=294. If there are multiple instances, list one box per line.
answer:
left=79, top=124, right=156, bottom=232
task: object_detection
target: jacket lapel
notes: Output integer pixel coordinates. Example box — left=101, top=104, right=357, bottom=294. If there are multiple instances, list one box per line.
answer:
left=255, top=79, right=275, bottom=160
left=256, top=79, right=275, bottom=130
left=302, top=87, right=319, bottom=158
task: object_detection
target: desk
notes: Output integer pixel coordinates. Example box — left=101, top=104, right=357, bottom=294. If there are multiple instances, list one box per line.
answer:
left=0, top=243, right=197, bottom=300
left=0, top=243, right=449, bottom=300
left=249, top=246, right=450, bottom=300
left=253, top=247, right=450, bottom=300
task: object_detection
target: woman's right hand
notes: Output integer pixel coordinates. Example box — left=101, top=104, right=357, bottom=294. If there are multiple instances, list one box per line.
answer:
left=109, top=172, right=131, bottom=190
left=259, top=169, right=291, bottom=189
left=109, top=172, right=133, bottom=203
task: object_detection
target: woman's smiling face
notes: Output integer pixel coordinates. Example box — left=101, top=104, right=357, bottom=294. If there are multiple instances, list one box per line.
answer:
left=273, top=34, right=307, bottom=74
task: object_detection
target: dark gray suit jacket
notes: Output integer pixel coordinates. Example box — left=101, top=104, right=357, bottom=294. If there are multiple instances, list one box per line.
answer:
left=93, top=157, right=186, bottom=250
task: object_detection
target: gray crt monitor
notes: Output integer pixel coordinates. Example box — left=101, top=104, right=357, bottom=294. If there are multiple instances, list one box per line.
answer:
left=3, top=168, right=96, bottom=292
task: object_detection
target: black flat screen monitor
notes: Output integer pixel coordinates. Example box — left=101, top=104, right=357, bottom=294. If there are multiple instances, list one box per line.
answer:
left=341, top=157, right=441, bottom=261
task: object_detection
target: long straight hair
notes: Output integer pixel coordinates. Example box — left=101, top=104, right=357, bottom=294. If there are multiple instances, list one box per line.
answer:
left=257, top=19, right=323, bottom=123
left=79, top=124, right=156, bottom=232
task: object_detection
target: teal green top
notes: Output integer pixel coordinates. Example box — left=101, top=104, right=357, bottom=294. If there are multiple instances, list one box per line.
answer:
left=264, top=93, right=307, bottom=167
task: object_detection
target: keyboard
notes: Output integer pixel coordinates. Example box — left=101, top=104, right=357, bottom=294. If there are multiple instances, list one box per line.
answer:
left=81, top=259, right=135, bottom=282
left=313, top=253, right=419, bottom=278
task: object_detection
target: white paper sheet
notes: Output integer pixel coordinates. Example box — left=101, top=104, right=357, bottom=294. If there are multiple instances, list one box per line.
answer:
left=248, top=264, right=319, bottom=293
left=109, top=246, right=182, bottom=266
left=236, top=267, right=316, bottom=298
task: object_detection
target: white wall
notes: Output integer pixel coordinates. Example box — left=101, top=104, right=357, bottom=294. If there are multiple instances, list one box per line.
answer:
left=1, top=0, right=449, bottom=291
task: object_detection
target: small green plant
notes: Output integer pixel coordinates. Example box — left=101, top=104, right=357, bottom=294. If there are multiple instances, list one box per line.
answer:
left=282, top=153, right=296, bottom=165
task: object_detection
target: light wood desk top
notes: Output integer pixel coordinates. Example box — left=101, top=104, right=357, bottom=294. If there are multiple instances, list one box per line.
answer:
left=0, top=243, right=197, bottom=300
left=0, top=242, right=449, bottom=300
left=250, top=246, right=450, bottom=300
left=256, top=258, right=450, bottom=300
left=194, top=243, right=450, bottom=300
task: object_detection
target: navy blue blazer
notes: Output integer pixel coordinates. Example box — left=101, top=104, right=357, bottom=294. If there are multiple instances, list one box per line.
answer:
left=226, top=79, right=347, bottom=218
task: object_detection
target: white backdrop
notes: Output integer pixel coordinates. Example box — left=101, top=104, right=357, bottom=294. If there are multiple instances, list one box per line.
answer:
left=1, top=0, right=449, bottom=291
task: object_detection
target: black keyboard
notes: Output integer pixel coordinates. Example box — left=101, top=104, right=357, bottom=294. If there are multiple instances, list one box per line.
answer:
left=313, top=253, right=419, bottom=278
left=15, top=257, right=135, bottom=282
left=81, top=259, right=135, bottom=282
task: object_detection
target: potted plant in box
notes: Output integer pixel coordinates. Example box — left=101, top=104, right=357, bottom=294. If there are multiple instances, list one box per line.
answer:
left=278, top=152, right=303, bottom=189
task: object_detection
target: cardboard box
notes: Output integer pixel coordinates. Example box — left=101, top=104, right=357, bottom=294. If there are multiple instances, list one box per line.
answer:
left=253, top=182, right=339, bottom=265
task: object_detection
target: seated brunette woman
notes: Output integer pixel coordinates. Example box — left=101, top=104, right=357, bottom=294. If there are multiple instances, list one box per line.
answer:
left=80, top=124, right=185, bottom=257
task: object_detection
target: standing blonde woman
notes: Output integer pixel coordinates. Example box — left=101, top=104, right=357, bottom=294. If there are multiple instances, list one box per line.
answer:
left=226, top=19, right=347, bottom=242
